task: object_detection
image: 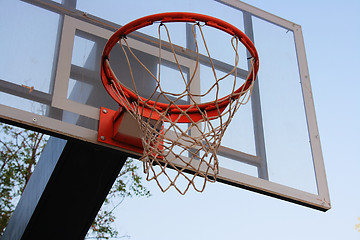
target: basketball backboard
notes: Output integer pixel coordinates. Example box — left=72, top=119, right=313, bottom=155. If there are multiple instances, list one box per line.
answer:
left=0, top=0, right=330, bottom=210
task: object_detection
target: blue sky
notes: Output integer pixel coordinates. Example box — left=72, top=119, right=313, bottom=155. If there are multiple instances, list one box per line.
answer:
left=111, top=1, right=360, bottom=239
left=1, top=0, right=359, bottom=239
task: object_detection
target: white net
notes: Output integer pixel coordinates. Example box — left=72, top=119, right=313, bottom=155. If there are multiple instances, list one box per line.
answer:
left=104, top=22, right=256, bottom=194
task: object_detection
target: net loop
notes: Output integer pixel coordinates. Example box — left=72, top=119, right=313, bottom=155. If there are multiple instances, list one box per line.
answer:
left=101, top=13, right=258, bottom=194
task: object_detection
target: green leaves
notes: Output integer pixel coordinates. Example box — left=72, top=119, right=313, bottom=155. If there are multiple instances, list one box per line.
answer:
left=0, top=123, right=150, bottom=239
left=0, top=123, right=48, bottom=235
left=86, top=158, right=151, bottom=239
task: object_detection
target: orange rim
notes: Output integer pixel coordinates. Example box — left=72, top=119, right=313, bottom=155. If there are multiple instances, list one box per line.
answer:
left=101, top=12, right=259, bottom=122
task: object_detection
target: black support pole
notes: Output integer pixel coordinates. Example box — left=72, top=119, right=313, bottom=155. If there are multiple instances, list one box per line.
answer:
left=2, top=137, right=127, bottom=240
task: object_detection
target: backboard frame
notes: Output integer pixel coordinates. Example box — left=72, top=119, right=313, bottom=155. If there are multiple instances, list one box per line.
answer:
left=0, top=0, right=330, bottom=211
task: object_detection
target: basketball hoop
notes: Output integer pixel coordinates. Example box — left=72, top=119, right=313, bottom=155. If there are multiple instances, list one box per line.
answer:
left=100, top=12, right=259, bottom=194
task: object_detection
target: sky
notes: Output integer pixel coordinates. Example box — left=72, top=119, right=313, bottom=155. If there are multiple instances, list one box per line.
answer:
left=1, top=0, right=360, bottom=239
left=111, top=1, right=360, bottom=239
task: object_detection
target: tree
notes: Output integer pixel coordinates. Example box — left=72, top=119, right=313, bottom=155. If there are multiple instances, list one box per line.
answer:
left=356, top=217, right=360, bottom=232
left=0, top=123, right=150, bottom=238
left=86, top=156, right=151, bottom=239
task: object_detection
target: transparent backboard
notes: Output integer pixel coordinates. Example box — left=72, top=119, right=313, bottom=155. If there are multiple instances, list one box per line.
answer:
left=0, top=0, right=330, bottom=210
